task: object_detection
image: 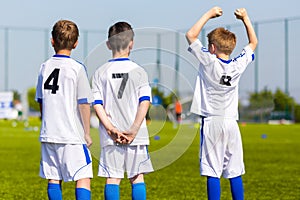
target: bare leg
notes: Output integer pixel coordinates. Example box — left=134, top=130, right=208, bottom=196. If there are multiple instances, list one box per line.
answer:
left=130, top=174, right=146, bottom=200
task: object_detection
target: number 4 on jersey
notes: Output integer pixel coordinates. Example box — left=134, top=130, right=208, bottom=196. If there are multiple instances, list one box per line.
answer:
left=44, top=68, right=60, bottom=94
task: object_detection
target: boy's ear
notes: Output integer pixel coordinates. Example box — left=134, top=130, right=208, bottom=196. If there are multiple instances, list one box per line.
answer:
left=106, top=41, right=112, bottom=50
left=210, top=43, right=216, bottom=54
left=51, top=38, right=55, bottom=47
left=129, top=40, right=133, bottom=50
left=73, top=40, right=78, bottom=49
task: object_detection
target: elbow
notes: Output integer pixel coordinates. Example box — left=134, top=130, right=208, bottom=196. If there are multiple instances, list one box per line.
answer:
left=249, top=38, right=258, bottom=51
left=93, top=103, right=102, bottom=111
left=185, top=31, right=192, bottom=39
left=185, top=31, right=197, bottom=44
left=140, top=100, right=151, bottom=107
left=253, top=37, right=258, bottom=46
left=253, top=39, right=258, bottom=50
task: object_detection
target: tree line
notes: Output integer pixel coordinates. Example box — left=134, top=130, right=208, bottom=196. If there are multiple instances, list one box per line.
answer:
left=21, top=87, right=300, bottom=123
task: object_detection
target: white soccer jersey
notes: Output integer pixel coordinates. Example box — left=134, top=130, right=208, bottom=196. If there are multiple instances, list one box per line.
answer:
left=92, top=58, right=151, bottom=147
left=35, top=55, right=93, bottom=144
left=188, top=39, right=254, bottom=119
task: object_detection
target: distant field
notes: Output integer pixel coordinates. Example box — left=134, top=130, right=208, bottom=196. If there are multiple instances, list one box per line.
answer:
left=0, top=118, right=300, bottom=199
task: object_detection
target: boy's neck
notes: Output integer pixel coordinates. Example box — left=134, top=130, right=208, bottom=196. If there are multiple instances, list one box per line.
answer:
left=112, top=50, right=130, bottom=59
left=216, top=53, right=230, bottom=60
left=55, top=49, right=72, bottom=56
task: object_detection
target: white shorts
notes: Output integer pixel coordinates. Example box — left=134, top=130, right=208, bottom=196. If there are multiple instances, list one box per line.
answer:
left=199, top=117, right=245, bottom=178
left=40, top=143, right=93, bottom=182
left=98, top=145, right=153, bottom=179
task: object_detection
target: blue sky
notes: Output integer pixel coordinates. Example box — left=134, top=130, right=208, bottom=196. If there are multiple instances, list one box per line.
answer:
left=1, top=0, right=300, bottom=102
left=1, top=0, right=299, bottom=30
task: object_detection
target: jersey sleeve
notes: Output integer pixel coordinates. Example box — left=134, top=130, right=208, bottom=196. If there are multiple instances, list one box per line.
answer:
left=77, top=66, right=93, bottom=104
left=135, top=67, right=152, bottom=103
left=91, top=70, right=104, bottom=105
left=188, top=39, right=215, bottom=66
left=233, top=45, right=255, bottom=73
left=35, top=65, right=44, bottom=104
left=190, top=74, right=202, bottom=115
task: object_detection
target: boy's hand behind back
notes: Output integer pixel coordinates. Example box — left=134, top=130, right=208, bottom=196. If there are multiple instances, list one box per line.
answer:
left=123, top=131, right=136, bottom=144
left=123, top=124, right=140, bottom=144
left=234, top=8, right=248, bottom=20
left=85, top=134, right=93, bottom=148
left=108, top=128, right=129, bottom=144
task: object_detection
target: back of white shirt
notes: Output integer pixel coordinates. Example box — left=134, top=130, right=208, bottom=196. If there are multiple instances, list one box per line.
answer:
left=92, top=58, right=151, bottom=147
left=35, top=55, right=93, bottom=144
left=188, top=39, right=254, bottom=119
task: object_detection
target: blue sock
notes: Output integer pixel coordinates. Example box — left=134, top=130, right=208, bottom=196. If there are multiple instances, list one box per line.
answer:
left=132, top=182, right=146, bottom=200
left=207, top=176, right=221, bottom=200
left=104, top=184, right=119, bottom=200
left=47, top=183, right=62, bottom=200
left=76, top=188, right=91, bottom=200
left=230, top=176, right=244, bottom=200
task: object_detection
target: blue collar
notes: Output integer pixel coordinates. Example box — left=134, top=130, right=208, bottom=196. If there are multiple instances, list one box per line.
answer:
left=53, top=54, right=70, bottom=58
left=218, top=57, right=232, bottom=64
left=108, top=58, right=130, bottom=62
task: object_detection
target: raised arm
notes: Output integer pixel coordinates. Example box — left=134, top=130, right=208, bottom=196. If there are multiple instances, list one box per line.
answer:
left=235, top=8, right=258, bottom=51
left=186, top=7, right=223, bottom=45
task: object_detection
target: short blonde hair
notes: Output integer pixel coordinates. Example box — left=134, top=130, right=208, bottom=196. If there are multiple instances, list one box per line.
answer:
left=51, top=20, right=79, bottom=52
left=207, top=27, right=236, bottom=55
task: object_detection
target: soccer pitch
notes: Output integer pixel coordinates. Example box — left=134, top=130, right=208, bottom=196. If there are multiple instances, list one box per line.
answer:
left=0, top=118, right=299, bottom=199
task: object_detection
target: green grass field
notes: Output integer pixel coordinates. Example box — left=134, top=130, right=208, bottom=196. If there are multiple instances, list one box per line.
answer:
left=1, top=118, right=300, bottom=199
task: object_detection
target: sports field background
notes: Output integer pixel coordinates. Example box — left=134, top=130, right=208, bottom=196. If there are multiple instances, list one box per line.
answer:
left=1, top=16, right=300, bottom=103
left=1, top=118, right=299, bottom=199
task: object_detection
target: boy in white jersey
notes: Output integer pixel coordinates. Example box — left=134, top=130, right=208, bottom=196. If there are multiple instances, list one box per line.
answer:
left=35, top=20, right=93, bottom=200
left=92, top=21, right=153, bottom=200
left=186, top=7, right=258, bottom=200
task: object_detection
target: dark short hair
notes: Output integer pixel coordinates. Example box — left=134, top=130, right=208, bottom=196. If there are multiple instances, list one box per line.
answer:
left=51, top=20, right=79, bottom=52
left=108, top=22, right=134, bottom=51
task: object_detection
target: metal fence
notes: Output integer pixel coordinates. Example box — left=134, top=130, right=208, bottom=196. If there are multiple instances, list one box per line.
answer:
left=1, top=16, right=300, bottom=103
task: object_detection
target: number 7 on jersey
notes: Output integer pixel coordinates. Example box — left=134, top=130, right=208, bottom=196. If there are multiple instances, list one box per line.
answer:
left=112, top=73, right=128, bottom=99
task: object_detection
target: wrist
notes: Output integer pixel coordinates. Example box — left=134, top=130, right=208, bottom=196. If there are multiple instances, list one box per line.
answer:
left=204, top=12, right=213, bottom=20
left=130, top=123, right=140, bottom=134
left=242, top=16, right=250, bottom=22
left=106, top=126, right=116, bottom=135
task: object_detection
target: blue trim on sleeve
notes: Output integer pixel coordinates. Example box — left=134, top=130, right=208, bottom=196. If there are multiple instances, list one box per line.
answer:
left=74, top=59, right=89, bottom=77
left=80, top=63, right=89, bottom=76
left=93, top=100, right=103, bottom=105
left=139, top=96, right=150, bottom=103
left=37, top=98, right=43, bottom=104
left=233, top=50, right=246, bottom=61
left=78, top=98, right=88, bottom=104
left=252, top=54, right=255, bottom=61
left=201, top=47, right=209, bottom=52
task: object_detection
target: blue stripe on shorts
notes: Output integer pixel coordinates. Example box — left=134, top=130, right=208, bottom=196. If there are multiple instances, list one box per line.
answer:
left=83, top=144, right=91, bottom=165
